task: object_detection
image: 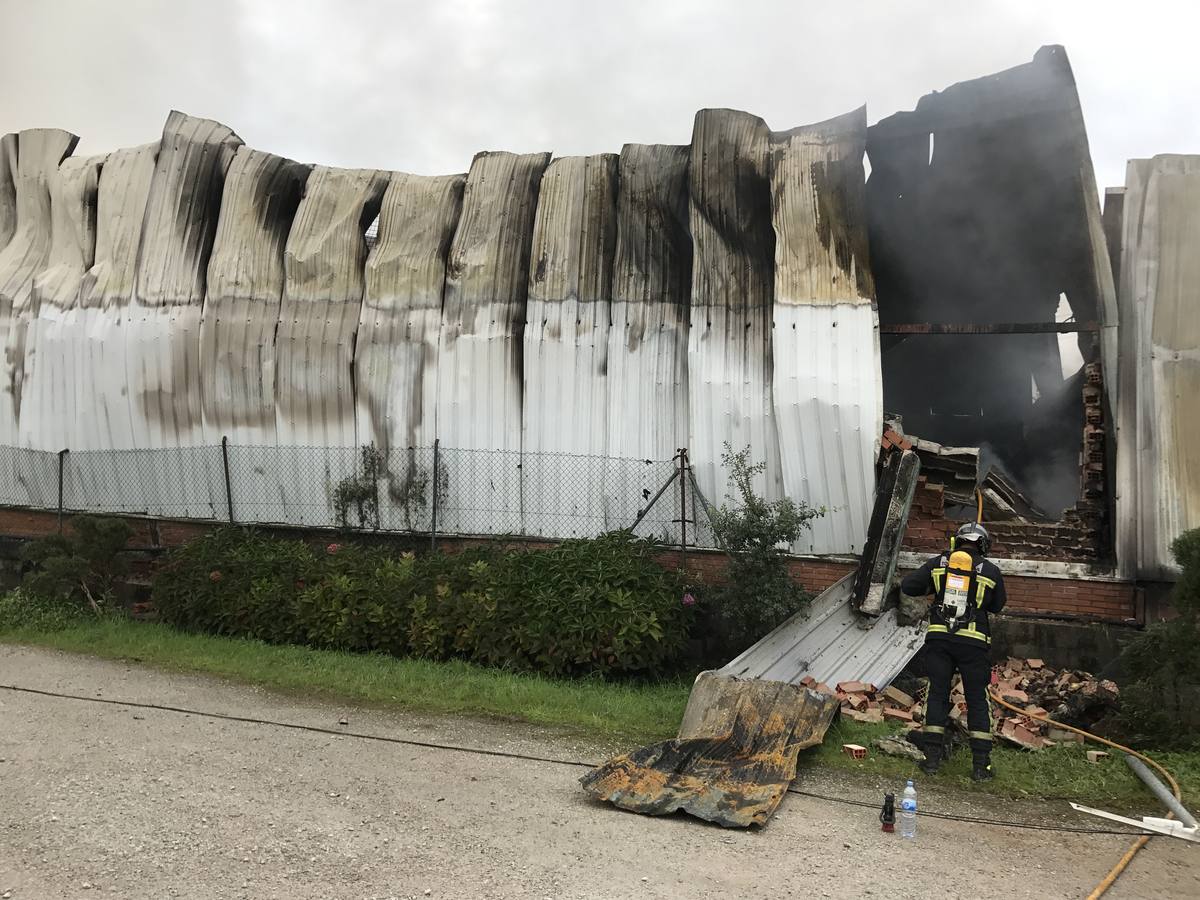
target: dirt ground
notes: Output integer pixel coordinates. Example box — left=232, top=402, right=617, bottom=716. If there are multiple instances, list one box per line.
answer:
left=0, top=647, right=1196, bottom=899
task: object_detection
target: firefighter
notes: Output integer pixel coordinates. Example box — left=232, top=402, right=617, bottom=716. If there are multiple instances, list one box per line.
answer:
left=900, top=522, right=1007, bottom=781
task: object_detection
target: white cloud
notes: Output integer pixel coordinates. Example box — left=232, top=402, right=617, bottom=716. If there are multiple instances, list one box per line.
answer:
left=1, top=0, right=1196, bottom=191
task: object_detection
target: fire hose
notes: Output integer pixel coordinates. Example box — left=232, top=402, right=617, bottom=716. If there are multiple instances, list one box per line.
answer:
left=988, top=688, right=1183, bottom=899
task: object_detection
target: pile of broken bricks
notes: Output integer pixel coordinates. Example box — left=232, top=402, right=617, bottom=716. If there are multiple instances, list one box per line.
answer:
left=991, top=656, right=1120, bottom=750
left=817, top=656, right=1121, bottom=753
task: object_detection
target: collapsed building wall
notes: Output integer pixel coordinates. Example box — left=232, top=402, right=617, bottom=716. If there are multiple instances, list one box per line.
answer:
left=866, top=45, right=1117, bottom=525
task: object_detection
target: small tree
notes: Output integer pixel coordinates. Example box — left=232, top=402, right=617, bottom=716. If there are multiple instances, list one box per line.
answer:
left=706, top=444, right=825, bottom=657
left=20, top=516, right=133, bottom=614
left=331, top=444, right=387, bottom=530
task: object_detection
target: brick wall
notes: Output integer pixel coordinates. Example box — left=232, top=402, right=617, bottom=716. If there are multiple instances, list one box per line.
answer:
left=0, top=505, right=1138, bottom=623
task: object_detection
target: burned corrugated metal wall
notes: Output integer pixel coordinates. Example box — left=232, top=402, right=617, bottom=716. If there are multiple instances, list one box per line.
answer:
left=0, top=101, right=880, bottom=551
left=2, top=47, right=1146, bottom=559
left=867, top=46, right=1116, bottom=523
left=1111, top=156, right=1200, bottom=579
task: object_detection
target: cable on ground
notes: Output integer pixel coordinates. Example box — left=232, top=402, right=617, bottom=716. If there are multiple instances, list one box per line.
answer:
left=0, top=682, right=1145, bottom=837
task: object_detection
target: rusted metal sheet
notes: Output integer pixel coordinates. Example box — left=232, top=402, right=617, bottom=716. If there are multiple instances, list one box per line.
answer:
left=770, top=107, right=879, bottom=555
left=581, top=672, right=839, bottom=828
left=1115, top=155, right=1200, bottom=579
left=435, top=151, right=549, bottom=534
left=522, top=154, right=618, bottom=536
left=0, top=128, right=79, bottom=451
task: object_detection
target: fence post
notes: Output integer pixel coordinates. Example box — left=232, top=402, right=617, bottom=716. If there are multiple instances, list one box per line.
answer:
left=678, top=448, right=688, bottom=571
left=57, top=449, right=68, bottom=534
left=221, top=436, right=235, bottom=524
left=429, top=439, right=440, bottom=551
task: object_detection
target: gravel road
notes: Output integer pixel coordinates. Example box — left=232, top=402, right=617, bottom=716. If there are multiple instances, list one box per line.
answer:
left=0, top=646, right=1196, bottom=899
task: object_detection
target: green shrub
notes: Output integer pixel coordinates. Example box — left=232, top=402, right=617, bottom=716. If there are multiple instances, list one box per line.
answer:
left=152, top=529, right=692, bottom=678
left=1117, top=527, right=1200, bottom=747
left=479, top=532, right=690, bottom=676
left=153, top=528, right=318, bottom=643
left=705, top=444, right=823, bottom=657
left=20, top=516, right=133, bottom=613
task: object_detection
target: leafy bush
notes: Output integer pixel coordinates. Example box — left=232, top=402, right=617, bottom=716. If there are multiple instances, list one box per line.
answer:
left=1117, top=527, right=1200, bottom=746
left=19, top=516, right=133, bottom=613
left=705, top=444, right=824, bottom=658
left=153, top=528, right=319, bottom=643
left=152, top=528, right=692, bottom=678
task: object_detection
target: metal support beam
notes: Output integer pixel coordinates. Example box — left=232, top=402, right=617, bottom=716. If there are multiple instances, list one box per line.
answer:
left=879, top=321, right=1098, bottom=335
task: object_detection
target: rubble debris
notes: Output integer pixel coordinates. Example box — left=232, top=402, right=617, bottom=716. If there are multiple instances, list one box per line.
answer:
left=833, top=656, right=1120, bottom=752
left=873, top=735, right=926, bottom=762
left=909, top=436, right=1046, bottom=522
left=842, top=743, right=868, bottom=760
left=1087, top=751, right=1110, bottom=764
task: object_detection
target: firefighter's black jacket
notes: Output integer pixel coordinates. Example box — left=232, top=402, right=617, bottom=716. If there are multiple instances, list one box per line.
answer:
left=900, top=546, right=1007, bottom=647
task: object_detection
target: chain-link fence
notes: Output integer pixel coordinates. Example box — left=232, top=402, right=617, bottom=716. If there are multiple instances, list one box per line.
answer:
left=0, top=442, right=719, bottom=548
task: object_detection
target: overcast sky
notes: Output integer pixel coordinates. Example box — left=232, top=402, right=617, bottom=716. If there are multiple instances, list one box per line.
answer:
left=2, top=0, right=1196, bottom=193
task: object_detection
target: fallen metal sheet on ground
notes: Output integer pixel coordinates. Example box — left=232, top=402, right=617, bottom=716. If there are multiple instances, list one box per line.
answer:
left=718, top=573, right=925, bottom=689
left=580, top=673, right=838, bottom=828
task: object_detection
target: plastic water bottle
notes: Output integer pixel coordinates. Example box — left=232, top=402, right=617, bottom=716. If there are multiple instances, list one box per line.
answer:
left=899, top=780, right=917, bottom=839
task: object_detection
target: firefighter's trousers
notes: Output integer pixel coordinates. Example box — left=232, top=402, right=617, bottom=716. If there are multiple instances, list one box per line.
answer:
left=923, top=638, right=993, bottom=760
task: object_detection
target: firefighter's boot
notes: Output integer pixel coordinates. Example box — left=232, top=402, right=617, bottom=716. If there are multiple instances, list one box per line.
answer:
left=971, top=753, right=995, bottom=781
left=919, top=737, right=946, bottom=776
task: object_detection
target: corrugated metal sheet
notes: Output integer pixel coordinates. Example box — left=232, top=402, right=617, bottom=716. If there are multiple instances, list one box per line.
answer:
left=435, top=151, right=549, bottom=534
left=718, top=574, right=925, bottom=689
left=0, top=129, right=79, bottom=451
left=275, top=164, right=388, bottom=523
left=769, top=108, right=879, bottom=555
left=357, top=172, right=464, bottom=531
left=0, top=134, right=16, bottom=253
left=23, top=154, right=104, bottom=454
left=687, top=109, right=781, bottom=512
left=202, top=147, right=310, bottom=446
left=522, top=154, right=617, bottom=536
left=76, top=142, right=157, bottom=460
left=124, top=112, right=240, bottom=518
left=1115, top=156, right=1200, bottom=579
left=605, top=144, right=691, bottom=537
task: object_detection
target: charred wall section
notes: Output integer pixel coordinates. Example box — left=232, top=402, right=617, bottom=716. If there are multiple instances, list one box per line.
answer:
left=867, top=45, right=1116, bottom=524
